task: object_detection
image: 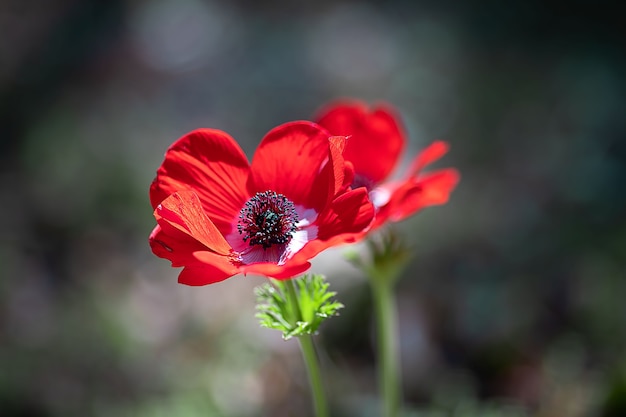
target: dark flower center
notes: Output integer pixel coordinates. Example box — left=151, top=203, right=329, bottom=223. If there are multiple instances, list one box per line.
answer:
left=237, top=191, right=299, bottom=249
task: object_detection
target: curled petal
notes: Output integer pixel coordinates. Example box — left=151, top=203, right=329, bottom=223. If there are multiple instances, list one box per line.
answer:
left=149, top=224, right=208, bottom=267
left=154, top=191, right=234, bottom=256
left=315, top=100, right=405, bottom=184
left=151, top=192, right=241, bottom=285
left=150, top=225, right=239, bottom=284
left=328, top=135, right=348, bottom=195
left=309, top=135, right=349, bottom=203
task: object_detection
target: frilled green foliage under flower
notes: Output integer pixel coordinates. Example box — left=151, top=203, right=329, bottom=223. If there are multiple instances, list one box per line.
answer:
left=255, top=275, right=343, bottom=340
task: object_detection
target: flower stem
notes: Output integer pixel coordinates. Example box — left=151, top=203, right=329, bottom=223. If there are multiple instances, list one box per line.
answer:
left=371, top=280, right=400, bottom=417
left=284, top=279, right=329, bottom=417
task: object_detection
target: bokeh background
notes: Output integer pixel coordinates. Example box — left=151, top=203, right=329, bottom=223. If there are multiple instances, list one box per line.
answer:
left=1, top=0, right=625, bottom=416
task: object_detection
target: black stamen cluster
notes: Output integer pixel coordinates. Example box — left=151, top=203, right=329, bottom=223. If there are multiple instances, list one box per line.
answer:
left=238, top=191, right=299, bottom=249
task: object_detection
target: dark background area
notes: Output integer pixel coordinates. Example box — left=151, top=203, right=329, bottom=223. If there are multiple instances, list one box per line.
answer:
left=1, top=0, right=625, bottom=416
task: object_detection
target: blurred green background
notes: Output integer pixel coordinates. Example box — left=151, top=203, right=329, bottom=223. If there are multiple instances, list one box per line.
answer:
left=1, top=0, right=625, bottom=416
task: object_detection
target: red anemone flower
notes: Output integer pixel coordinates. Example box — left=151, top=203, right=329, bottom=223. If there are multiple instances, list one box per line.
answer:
left=315, top=100, right=460, bottom=230
left=149, top=121, right=375, bottom=286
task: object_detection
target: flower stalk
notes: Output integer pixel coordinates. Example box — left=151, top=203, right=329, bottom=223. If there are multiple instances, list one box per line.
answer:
left=371, top=278, right=400, bottom=417
left=255, top=274, right=342, bottom=417
left=284, top=279, right=329, bottom=417
left=347, top=230, right=411, bottom=417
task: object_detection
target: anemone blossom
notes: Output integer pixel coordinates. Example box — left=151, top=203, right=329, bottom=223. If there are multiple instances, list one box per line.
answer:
left=149, top=121, right=375, bottom=285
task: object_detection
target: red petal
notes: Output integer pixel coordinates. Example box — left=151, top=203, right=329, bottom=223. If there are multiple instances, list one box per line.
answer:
left=328, top=135, right=347, bottom=195
left=293, top=187, right=375, bottom=262
left=365, top=180, right=403, bottom=230
left=249, top=122, right=337, bottom=211
left=342, top=161, right=355, bottom=193
left=388, top=169, right=460, bottom=222
left=150, top=129, right=250, bottom=234
left=154, top=191, right=234, bottom=256
left=149, top=224, right=207, bottom=267
left=315, top=100, right=405, bottom=184
left=406, top=141, right=450, bottom=177
left=308, top=135, right=349, bottom=205
left=178, top=252, right=241, bottom=285
left=178, top=266, right=235, bottom=286
left=150, top=223, right=240, bottom=282
left=317, top=187, right=375, bottom=239
left=240, top=260, right=312, bottom=279
left=150, top=192, right=241, bottom=285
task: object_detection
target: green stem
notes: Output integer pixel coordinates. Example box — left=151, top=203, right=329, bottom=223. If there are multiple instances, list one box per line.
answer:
left=298, top=334, right=328, bottom=417
left=372, top=280, right=400, bottom=417
left=284, top=279, right=329, bottom=417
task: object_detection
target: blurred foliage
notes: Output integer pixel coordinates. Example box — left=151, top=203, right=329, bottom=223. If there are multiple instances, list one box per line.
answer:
left=346, top=229, right=412, bottom=285
left=1, top=0, right=625, bottom=416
